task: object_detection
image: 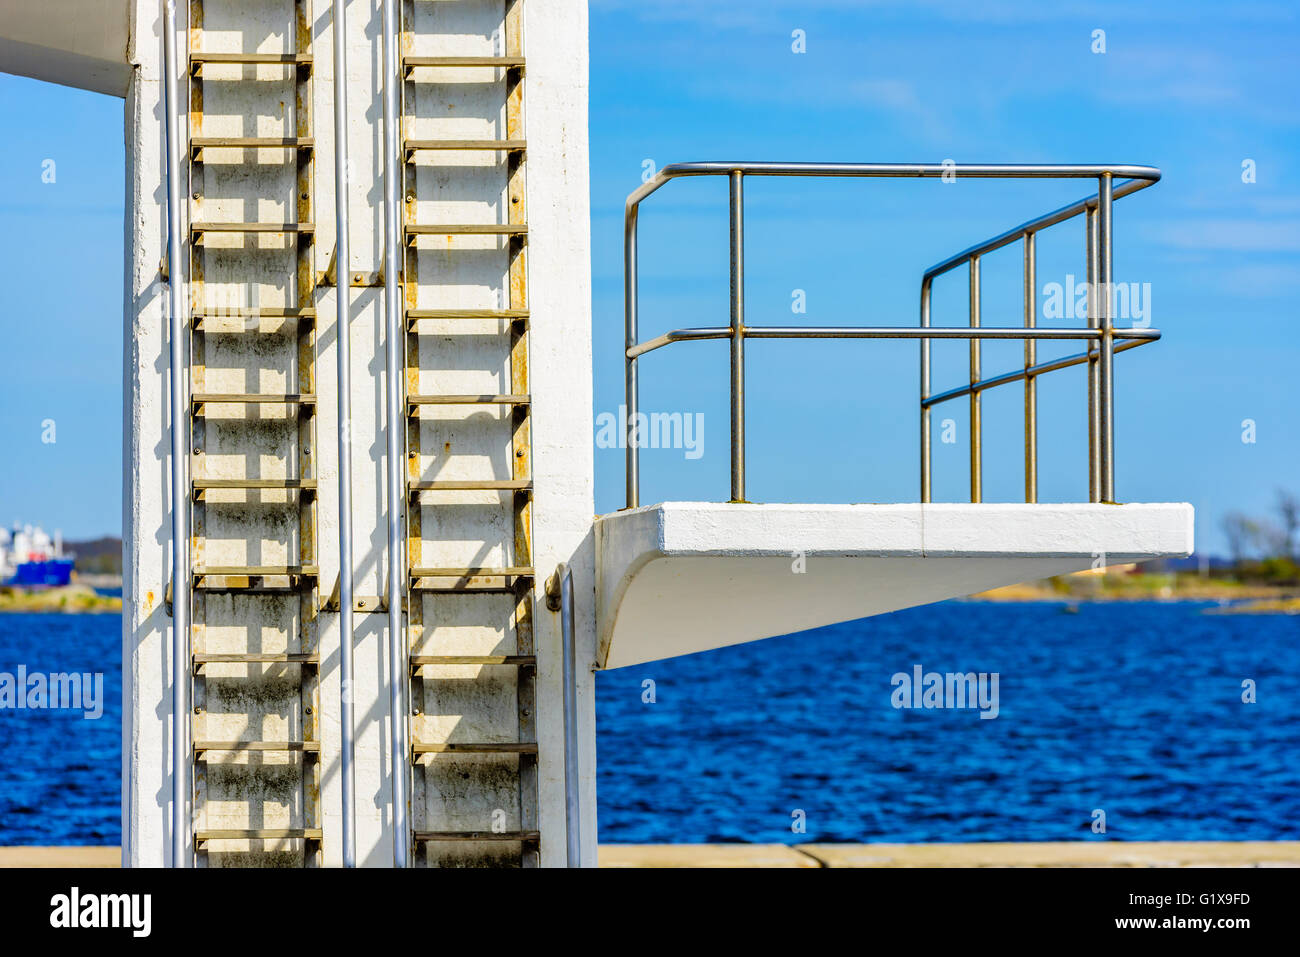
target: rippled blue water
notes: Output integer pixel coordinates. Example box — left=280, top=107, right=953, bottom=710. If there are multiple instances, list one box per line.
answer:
left=1, top=602, right=1297, bottom=846
left=596, top=601, right=1300, bottom=844
left=0, top=613, right=121, bottom=845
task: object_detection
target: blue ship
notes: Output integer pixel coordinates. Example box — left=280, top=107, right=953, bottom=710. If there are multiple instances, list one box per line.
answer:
left=1, top=523, right=74, bottom=587
left=7, top=557, right=75, bottom=587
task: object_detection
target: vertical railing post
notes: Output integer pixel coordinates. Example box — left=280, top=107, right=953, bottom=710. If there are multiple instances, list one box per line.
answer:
left=968, top=255, right=982, bottom=503
left=558, top=565, right=581, bottom=867
left=380, top=0, right=408, bottom=869
left=729, top=170, right=746, bottom=502
left=332, top=0, right=357, bottom=869
left=1086, top=205, right=1100, bottom=502
left=624, top=205, right=639, bottom=509
left=1097, top=173, right=1115, bottom=502
left=1023, top=232, right=1037, bottom=503
left=920, top=277, right=932, bottom=503
left=162, top=0, right=191, bottom=869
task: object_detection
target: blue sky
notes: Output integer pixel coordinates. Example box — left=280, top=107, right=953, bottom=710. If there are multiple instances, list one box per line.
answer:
left=0, top=0, right=1297, bottom=553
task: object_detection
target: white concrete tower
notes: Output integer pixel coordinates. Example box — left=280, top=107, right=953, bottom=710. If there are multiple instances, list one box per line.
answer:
left=0, top=0, right=1193, bottom=870
left=0, top=0, right=593, bottom=867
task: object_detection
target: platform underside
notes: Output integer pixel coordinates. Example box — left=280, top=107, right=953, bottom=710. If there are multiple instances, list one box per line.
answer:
left=595, top=503, right=1194, bottom=670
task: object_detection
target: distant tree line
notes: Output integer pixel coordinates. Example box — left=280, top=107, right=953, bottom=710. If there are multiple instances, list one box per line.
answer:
left=68, top=537, right=123, bottom=576
left=1221, top=491, right=1300, bottom=583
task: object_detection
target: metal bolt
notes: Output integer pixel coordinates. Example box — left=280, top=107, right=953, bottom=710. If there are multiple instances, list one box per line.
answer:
left=193, top=447, right=201, bottom=455
left=305, top=706, right=312, bottom=715
left=193, top=706, right=201, bottom=715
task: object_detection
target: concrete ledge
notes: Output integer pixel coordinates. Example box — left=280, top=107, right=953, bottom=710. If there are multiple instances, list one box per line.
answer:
left=799, top=842, right=1300, bottom=868
left=598, top=844, right=819, bottom=868
left=6, top=842, right=1296, bottom=868
left=599, top=842, right=1300, bottom=868
left=596, top=502, right=1194, bottom=669
left=0, top=846, right=119, bottom=868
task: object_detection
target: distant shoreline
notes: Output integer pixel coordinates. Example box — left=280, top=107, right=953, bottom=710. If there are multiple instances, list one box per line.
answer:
left=970, top=574, right=1300, bottom=613
left=4, top=576, right=1296, bottom=616
left=0, top=585, right=122, bottom=614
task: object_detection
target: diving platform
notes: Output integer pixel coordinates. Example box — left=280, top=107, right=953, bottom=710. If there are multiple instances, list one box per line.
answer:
left=596, top=502, right=1193, bottom=669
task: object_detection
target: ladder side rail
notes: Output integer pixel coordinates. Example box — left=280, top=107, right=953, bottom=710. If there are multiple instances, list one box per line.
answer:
left=162, top=0, right=192, bottom=870
left=332, top=0, right=357, bottom=870
left=381, top=0, right=410, bottom=869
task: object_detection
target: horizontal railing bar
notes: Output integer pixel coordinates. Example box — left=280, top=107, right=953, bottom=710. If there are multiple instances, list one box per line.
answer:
left=628, top=325, right=1160, bottom=359
left=627, top=161, right=1161, bottom=210
left=922, top=337, right=1156, bottom=408
left=922, top=176, right=1157, bottom=282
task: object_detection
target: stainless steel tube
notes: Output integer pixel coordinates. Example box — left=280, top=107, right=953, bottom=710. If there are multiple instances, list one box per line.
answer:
left=162, top=0, right=191, bottom=869
left=1086, top=207, right=1100, bottom=502
left=626, top=325, right=1155, bottom=360
left=558, top=564, right=581, bottom=867
left=332, top=0, right=357, bottom=869
left=1023, top=232, right=1037, bottom=504
left=920, top=276, right=932, bottom=504
left=1098, top=173, right=1115, bottom=502
left=969, top=255, right=981, bottom=504
left=922, top=337, right=1155, bottom=408
left=625, top=205, right=639, bottom=509
left=729, top=170, right=745, bottom=503
left=380, top=0, right=408, bottom=869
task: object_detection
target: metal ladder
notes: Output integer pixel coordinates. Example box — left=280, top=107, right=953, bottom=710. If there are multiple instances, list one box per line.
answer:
left=179, top=0, right=323, bottom=867
left=393, top=0, right=539, bottom=867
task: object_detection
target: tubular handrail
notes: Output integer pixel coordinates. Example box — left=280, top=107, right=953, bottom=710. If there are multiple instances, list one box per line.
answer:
left=162, top=0, right=191, bottom=869
left=331, top=0, right=357, bottom=869
left=380, top=0, right=409, bottom=869
left=623, top=162, right=1162, bottom=509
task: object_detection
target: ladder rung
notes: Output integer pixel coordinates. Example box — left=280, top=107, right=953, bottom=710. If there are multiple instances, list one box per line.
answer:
left=196, top=828, right=323, bottom=841
left=405, top=224, right=527, bottom=240
left=408, top=480, right=531, bottom=493
left=403, top=55, right=525, bottom=71
left=194, top=653, right=318, bottom=665
left=409, top=568, right=534, bottom=593
left=190, top=53, right=313, bottom=71
left=412, top=742, right=538, bottom=755
left=193, top=307, right=316, bottom=329
left=195, top=564, right=320, bottom=577
left=194, top=741, right=321, bottom=753
left=413, top=831, right=540, bottom=843
left=411, top=655, right=536, bottom=668
left=411, top=566, right=534, bottom=578
left=408, top=394, right=529, bottom=407
left=192, top=222, right=315, bottom=236
left=192, top=393, right=316, bottom=406
left=192, top=137, right=314, bottom=155
left=193, top=478, right=318, bottom=493
left=406, top=308, right=528, bottom=326
left=404, top=139, right=526, bottom=154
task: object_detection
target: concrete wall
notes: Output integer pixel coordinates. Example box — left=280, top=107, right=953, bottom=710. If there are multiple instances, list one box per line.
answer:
left=121, top=0, right=596, bottom=867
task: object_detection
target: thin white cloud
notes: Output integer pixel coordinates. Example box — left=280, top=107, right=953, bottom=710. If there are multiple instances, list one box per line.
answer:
left=1146, top=219, right=1300, bottom=253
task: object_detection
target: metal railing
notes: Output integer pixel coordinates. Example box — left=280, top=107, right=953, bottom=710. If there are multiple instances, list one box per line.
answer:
left=623, top=162, right=1163, bottom=509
